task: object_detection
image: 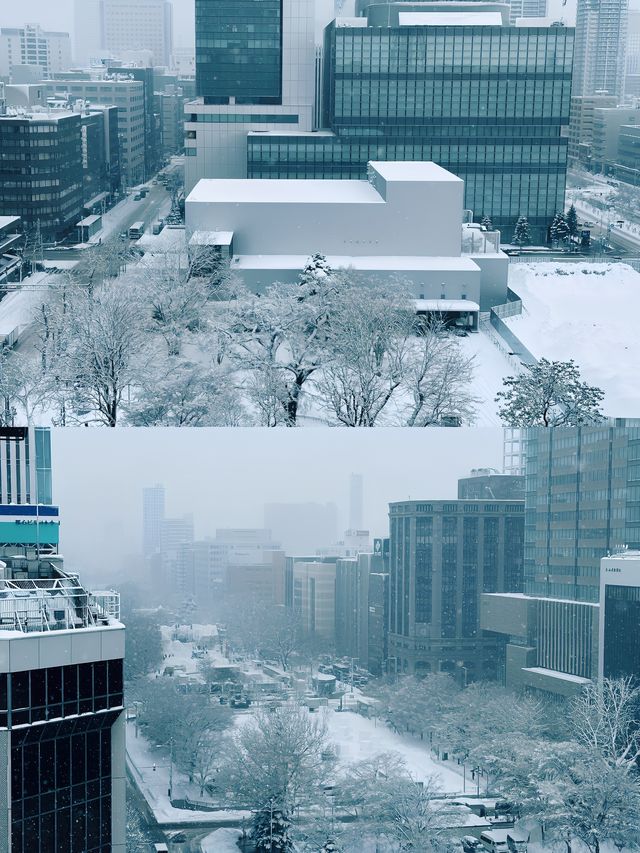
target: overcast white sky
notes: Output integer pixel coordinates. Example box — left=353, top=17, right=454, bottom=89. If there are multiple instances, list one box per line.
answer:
left=1, top=0, right=196, bottom=49
left=6, top=0, right=637, bottom=51
left=51, top=428, right=504, bottom=583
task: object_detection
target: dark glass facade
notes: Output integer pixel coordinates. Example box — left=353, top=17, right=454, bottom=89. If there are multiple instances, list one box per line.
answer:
left=389, top=500, right=524, bottom=679
left=11, top=712, right=118, bottom=853
left=196, top=0, right=283, bottom=105
left=523, top=426, right=640, bottom=602
left=247, top=20, right=574, bottom=238
left=0, top=114, right=84, bottom=242
left=603, top=584, right=640, bottom=679
left=2, top=660, right=123, bottom=853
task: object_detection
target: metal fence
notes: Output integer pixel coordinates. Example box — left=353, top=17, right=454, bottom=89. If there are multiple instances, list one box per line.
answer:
left=508, top=255, right=640, bottom=272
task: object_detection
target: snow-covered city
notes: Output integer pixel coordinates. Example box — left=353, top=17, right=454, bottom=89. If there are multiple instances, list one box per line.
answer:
left=1, top=0, right=640, bottom=849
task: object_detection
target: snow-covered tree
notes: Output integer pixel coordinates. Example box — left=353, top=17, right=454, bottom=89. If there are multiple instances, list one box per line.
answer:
left=252, top=804, right=293, bottom=852
left=512, top=216, right=532, bottom=246
left=496, top=358, right=605, bottom=427
left=298, top=253, right=333, bottom=299
left=0, top=349, right=51, bottom=425
left=569, top=677, right=640, bottom=772
left=566, top=203, right=579, bottom=238
left=550, top=212, right=570, bottom=245
left=125, top=358, right=245, bottom=427
left=218, top=703, right=333, bottom=815
left=480, top=215, right=494, bottom=231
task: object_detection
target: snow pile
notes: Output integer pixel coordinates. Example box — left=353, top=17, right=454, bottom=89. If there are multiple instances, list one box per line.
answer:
left=506, top=262, right=640, bottom=416
left=200, top=828, right=243, bottom=852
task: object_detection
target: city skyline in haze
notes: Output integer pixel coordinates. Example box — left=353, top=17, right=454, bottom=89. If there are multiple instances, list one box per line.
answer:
left=51, top=428, right=504, bottom=583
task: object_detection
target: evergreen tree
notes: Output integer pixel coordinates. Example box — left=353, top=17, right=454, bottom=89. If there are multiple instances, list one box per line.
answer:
left=566, top=203, right=579, bottom=237
left=512, top=215, right=532, bottom=246
left=480, top=215, right=493, bottom=231
left=550, top=212, right=570, bottom=245
left=298, top=253, right=333, bottom=300
left=252, top=805, right=293, bottom=852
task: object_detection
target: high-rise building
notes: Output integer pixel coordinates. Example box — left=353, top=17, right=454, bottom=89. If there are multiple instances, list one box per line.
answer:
left=599, top=551, right=640, bottom=680
left=0, top=24, right=71, bottom=81
left=292, top=560, right=337, bottom=642
left=0, top=110, right=83, bottom=242
left=107, top=67, right=162, bottom=179
left=45, top=77, right=145, bottom=186
left=74, top=0, right=173, bottom=67
left=245, top=1, right=575, bottom=240
left=184, top=0, right=315, bottom=190
left=573, top=0, right=628, bottom=100
left=142, top=483, right=165, bottom=556
left=0, top=555, right=126, bottom=853
left=389, top=498, right=525, bottom=681
left=508, top=0, right=547, bottom=23
left=481, top=424, right=640, bottom=696
left=335, top=545, right=388, bottom=670
left=568, top=94, right=618, bottom=167
left=0, top=427, right=58, bottom=557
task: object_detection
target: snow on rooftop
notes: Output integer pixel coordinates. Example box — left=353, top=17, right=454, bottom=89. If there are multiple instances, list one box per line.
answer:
left=415, top=299, right=480, bottom=312
left=484, top=592, right=599, bottom=607
left=0, top=216, right=21, bottom=231
left=399, top=10, right=503, bottom=24
left=506, top=262, right=640, bottom=417
left=522, top=667, right=592, bottom=685
left=369, top=161, right=461, bottom=183
left=188, top=178, right=383, bottom=205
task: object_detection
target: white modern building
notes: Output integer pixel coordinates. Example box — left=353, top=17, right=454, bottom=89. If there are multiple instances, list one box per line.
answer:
left=598, top=551, right=640, bottom=681
left=186, top=160, right=509, bottom=314
left=0, top=24, right=71, bottom=81
left=73, top=0, right=173, bottom=66
left=184, top=0, right=316, bottom=191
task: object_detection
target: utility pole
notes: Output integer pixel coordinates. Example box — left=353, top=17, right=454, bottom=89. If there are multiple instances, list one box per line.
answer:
left=168, top=736, right=174, bottom=801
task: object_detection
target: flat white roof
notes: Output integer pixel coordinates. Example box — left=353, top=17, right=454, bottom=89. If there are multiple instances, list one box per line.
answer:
left=231, top=255, right=480, bottom=272
left=370, top=160, right=462, bottom=183
left=399, top=11, right=503, bottom=24
left=415, top=299, right=480, bottom=312
left=522, top=667, right=592, bottom=685
left=189, top=230, right=234, bottom=246
left=0, top=216, right=21, bottom=231
left=188, top=178, right=383, bottom=205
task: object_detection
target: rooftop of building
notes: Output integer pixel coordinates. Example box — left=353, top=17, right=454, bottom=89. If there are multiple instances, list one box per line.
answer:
left=483, top=592, right=599, bottom=607
left=188, top=161, right=460, bottom=205
left=0, top=556, right=120, bottom=636
left=0, top=107, right=78, bottom=122
left=0, top=216, right=21, bottom=233
left=229, top=255, right=479, bottom=272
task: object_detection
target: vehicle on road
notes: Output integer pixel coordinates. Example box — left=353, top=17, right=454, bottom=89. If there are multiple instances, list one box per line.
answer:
left=133, top=193, right=143, bottom=201
left=128, top=222, right=145, bottom=240
left=479, top=829, right=528, bottom=853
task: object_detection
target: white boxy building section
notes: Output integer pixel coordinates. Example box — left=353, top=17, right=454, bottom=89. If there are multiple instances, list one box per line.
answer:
left=186, top=161, right=509, bottom=319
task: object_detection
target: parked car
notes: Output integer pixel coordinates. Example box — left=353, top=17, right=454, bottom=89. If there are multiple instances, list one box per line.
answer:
left=461, top=837, right=482, bottom=853
left=133, top=193, right=142, bottom=201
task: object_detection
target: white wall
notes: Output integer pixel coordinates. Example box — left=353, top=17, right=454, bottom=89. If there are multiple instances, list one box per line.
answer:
left=186, top=170, right=464, bottom=257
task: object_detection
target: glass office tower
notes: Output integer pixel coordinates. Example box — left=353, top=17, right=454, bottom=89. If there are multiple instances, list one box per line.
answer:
left=247, top=3, right=575, bottom=240
left=196, top=0, right=284, bottom=104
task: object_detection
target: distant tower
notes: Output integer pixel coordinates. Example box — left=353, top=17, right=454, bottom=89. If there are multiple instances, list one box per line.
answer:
left=573, top=0, right=629, bottom=99
left=349, top=473, right=363, bottom=531
left=142, top=484, right=165, bottom=556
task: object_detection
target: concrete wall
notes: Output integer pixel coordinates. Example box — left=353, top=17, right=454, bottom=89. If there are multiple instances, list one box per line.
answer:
left=0, top=624, right=125, bottom=673
left=236, top=263, right=482, bottom=300
left=468, top=253, right=509, bottom=310
left=187, top=170, right=464, bottom=257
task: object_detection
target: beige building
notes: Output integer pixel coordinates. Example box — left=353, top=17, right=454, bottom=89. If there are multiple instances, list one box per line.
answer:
left=568, top=94, right=617, bottom=166
left=293, top=561, right=337, bottom=642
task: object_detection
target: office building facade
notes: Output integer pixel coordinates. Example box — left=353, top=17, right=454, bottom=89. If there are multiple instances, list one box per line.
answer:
left=46, top=77, right=145, bottom=187
left=599, top=551, right=640, bottom=680
left=573, top=0, right=628, bottom=100
left=0, top=555, right=125, bottom=853
left=482, top=424, right=640, bottom=695
left=185, top=0, right=315, bottom=189
left=388, top=498, right=525, bottom=681
left=0, top=111, right=83, bottom=242
left=107, top=67, right=161, bottom=179
left=246, top=4, right=575, bottom=240
left=0, top=25, right=71, bottom=81
left=74, top=0, right=173, bottom=67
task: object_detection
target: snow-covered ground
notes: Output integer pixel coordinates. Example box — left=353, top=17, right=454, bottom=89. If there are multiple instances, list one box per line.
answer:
left=326, top=709, right=464, bottom=792
left=200, top=828, right=243, bottom=852
left=505, top=262, right=640, bottom=416
left=457, top=330, right=516, bottom=425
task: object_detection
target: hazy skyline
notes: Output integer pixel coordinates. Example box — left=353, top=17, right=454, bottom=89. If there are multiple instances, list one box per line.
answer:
left=1, top=0, right=196, bottom=50
left=52, top=428, right=504, bottom=582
